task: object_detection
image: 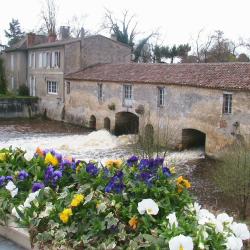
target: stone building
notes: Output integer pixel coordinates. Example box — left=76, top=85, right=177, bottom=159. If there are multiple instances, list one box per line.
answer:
left=64, top=63, right=250, bottom=155
left=3, top=30, right=131, bottom=119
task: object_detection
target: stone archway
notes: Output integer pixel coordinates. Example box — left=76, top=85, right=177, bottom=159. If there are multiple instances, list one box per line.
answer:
left=115, top=112, right=139, bottom=135
left=104, top=117, right=111, bottom=131
left=89, top=115, right=96, bottom=130
left=182, top=128, right=206, bottom=149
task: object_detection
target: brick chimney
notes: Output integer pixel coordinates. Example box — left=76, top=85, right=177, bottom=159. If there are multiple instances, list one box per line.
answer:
left=110, top=34, right=117, bottom=41
left=27, top=33, right=36, bottom=47
left=59, top=26, right=70, bottom=40
left=48, top=34, right=57, bottom=43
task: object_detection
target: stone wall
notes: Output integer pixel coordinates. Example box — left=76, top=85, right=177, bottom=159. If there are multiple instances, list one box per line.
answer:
left=5, top=51, right=27, bottom=92
left=81, top=36, right=131, bottom=68
left=0, top=98, right=39, bottom=118
left=64, top=80, right=250, bottom=155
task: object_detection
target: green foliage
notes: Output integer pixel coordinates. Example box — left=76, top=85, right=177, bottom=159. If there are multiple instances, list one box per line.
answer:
left=153, top=44, right=191, bottom=63
left=18, top=84, right=30, bottom=96
left=4, top=19, right=25, bottom=46
left=0, top=58, right=7, bottom=94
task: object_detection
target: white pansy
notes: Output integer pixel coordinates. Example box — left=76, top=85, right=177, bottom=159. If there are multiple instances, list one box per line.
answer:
left=194, top=202, right=201, bottom=214
left=5, top=181, right=18, bottom=197
left=167, top=212, right=178, bottom=229
left=197, top=209, right=215, bottom=225
left=230, top=222, right=250, bottom=240
left=39, top=202, right=54, bottom=218
left=12, top=205, right=24, bottom=219
left=169, top=234, right=193, bottom=250
left=137, top=199, right=159, bottom=215
left=23, top=190, right=41, bottom=208
left=217, top=212, right=233, bottom=224
left=212, top=219, right=224, bottom=233
left=226, top=236, right=243, bottom=250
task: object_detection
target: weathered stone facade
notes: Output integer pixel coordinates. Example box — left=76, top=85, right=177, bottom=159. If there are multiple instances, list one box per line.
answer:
left=4, top=34, right=131, bottom=120
left=63, top=78, right=249, bottom=155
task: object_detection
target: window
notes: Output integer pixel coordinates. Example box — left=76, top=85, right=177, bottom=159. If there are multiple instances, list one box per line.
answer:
left=42, top=52, right=47, bottom=68
left=46, top=52, right=51, bottom=68
left=158, top=87, right=165, bottom=106
left=47, top=80, right=58, bottom=94
left=66, top=81, right=70, bottom=94
left=29, top=76, right=36, bottom=96
left=10, top=54, right=14, bottom=70
left=98, top=83, right=103, bottom=101
left=54, top=51, right=60, bottom=68
left=30, top=53, right=35, bottom=68
left=123, top=84, right=133, bottom=107
left=11, top=76, right=15, bottom=89
left=223, top=93, right=232, bottom=114
left=38, top=53, right=43, bottom=68
left=124, top=84, right=132, bottom=100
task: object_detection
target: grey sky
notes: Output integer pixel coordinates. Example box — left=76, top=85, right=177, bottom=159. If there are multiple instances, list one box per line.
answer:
left=1, top=0, right=250, bottom=51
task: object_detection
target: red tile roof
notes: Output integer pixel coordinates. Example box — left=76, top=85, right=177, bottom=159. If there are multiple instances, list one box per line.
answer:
left=65, top=62, right=250, bottom=91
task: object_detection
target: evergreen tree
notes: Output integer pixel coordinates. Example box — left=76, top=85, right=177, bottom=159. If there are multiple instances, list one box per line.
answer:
left=5, top=19, right=25, bottom=46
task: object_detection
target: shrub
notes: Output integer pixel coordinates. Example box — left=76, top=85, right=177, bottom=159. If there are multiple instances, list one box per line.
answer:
left=214, top=140, right=250, bottom=220
left=18, top=84, right=30, bottom=96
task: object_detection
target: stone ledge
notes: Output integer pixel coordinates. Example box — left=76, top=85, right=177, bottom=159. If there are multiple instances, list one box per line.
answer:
left=0, top=222, right=31, bottom=250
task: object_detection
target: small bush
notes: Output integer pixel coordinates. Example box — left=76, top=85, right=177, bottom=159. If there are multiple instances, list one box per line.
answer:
left=18, top=84, right=29, bottom=96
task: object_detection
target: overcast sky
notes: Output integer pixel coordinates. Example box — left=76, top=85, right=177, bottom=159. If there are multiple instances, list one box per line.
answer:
left=1, top=0, right=250, bottom=51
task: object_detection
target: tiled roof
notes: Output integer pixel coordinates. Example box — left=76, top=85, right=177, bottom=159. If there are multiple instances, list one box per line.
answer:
left=65, top=62, right=250, bottom=91
left=30, top=35, right=131, bottom=49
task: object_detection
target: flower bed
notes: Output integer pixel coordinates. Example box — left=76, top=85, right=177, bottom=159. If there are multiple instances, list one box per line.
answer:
left=0, top=148, right=249, bottom=249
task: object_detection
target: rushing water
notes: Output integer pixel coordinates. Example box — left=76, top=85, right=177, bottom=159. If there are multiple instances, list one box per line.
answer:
left=0, top=118, right=245, bottom=217
left=0, top=118, right=204, bottom=164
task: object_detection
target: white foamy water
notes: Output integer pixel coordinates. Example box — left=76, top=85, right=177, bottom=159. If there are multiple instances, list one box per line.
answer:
left=0, top=130, right=137, bottom=160
left=0, top=127, right=204, bottom=164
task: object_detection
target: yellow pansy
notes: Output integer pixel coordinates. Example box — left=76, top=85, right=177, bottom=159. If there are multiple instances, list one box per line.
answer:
left=59, top=208, right=73, bottom=223
left=105, top=159, right=123, bottom=169
left=170, top=166, right=176, bottom=174
left=44, top=152, right=58, bottom=166
left=176, top=176, right=191, bottom=193
left=76, top=163, right=83, bottom=174
left=129, top=216, right=138, bottom=230
left=0, top=153, right=7, bottom=162
left=36, top=147, right=44, bottom=157
left=70, top=194, right=84, bottom=207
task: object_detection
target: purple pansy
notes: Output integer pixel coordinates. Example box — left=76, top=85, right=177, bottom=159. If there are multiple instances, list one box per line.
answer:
left=18, top=170, right=29, bottom=180
left=127, top=155, right=138, bottom=166
left=32, top=182, right=45, bottom=192
left=105, top=170, right=125, bottom=193
left=0, top=176, right=5, bottom=186
left=86, top=163, right=99, bottom=176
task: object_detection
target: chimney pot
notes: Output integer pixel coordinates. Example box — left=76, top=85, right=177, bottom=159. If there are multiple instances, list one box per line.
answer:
left=48, top=34, right=57, bottom=43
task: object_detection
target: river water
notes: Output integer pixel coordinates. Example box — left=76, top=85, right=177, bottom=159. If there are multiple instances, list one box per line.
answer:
left=0, top=118, right=242, bottom=217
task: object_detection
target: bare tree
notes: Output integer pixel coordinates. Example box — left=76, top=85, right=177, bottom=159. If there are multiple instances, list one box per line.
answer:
left=41, top=0, right=57, bottom=35
left=193, top=29, right=214, bottom=63
left=103, top=9, right=157, bottom=62
left=67, top=15, right=90, bottom=38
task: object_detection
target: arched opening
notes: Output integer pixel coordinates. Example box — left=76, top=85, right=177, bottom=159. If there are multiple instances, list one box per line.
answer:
left=144, top=124, right=154, bottom=147
left=115, top=112, right=139, bottom=135
left=89, top=115, right=96, bottom=130
left=182, top=129, right=206, bottom=149
left=104, top=117, right=111, bottom=131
